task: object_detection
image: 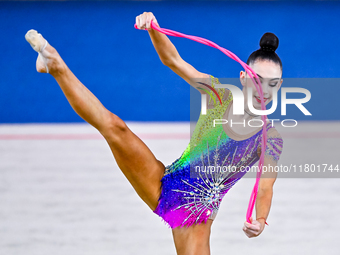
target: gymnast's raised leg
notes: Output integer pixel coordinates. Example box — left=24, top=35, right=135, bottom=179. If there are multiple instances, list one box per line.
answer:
left=25, top=29, right=165, bottom=211
left=25, top=29, right=215, bottom=255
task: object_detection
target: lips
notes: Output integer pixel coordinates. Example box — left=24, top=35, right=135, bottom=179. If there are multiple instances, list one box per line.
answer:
left=255, top=96, right=268, bottom=103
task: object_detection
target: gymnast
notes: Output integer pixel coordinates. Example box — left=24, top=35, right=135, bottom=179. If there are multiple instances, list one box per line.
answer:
left=25, top=11, right=283, bottom=255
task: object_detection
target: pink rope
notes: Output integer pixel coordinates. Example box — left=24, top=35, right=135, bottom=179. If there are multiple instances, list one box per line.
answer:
left=134, top=21, right=268, bottom=224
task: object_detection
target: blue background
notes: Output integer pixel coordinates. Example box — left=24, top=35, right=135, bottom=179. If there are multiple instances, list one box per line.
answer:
left=1, top=0, right=339, bottom=123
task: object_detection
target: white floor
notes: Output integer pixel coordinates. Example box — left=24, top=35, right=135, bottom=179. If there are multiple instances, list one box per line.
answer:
left=0, top=121, right=339, bottom=255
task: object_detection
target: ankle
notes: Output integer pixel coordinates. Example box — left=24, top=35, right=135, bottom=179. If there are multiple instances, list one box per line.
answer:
left=43, top=46, right=67, bottom=76
left=49, top=59, right=68, bottom=77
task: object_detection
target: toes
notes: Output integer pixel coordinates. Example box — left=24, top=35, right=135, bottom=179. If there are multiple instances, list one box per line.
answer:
left=25, top=29, right=46, bottom=53
left=25, top=29, right=38, bottom=42
left=25, top=29, right=39, bottom=49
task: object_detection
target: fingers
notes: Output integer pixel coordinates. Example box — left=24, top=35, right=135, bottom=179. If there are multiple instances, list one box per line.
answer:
left=135, top=15, right=140, bottom=29
left=242, top=227, right=258, bottom=238
left=147, top=16, right=158, bottom=30
left=135, top=12, right=158, bottom=30
left=245, top=221, right=261, bottom=231
left=243, top=226, right=258, bottom=236
left=242, top=221, right=262, bottom=238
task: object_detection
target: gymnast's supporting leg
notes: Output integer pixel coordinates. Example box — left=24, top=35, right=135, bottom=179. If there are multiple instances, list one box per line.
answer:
left=172, top=219, right=213, bottom=255
left=25, top=30, right=165, bottom=211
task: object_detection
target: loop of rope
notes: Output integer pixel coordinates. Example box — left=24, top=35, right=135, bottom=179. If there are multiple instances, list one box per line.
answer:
left=134, top=21, right=268, bottom=224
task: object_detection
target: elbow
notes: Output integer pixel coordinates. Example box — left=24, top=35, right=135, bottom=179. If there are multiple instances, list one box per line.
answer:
left=160, top=58, right=170, bottom=66
left=161, top=54, right=179, bottom=67
left=161, top=57, right=175, bottom=67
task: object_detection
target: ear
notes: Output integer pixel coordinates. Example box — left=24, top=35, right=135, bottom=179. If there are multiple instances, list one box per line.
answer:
left=240, top=70, right=246, bottom=87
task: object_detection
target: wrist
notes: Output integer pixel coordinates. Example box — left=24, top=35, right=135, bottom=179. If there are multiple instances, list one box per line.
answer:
left=147, top=22, right=160, bottom=32
left=256, top=217, right=269, bottom=226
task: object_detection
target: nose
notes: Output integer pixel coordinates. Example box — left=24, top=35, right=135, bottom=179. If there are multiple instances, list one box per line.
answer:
left=262, top=85, right=270, bottom=98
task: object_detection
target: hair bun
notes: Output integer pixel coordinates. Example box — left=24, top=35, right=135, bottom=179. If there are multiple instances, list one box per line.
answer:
left=260, top=32, right=279, bottom=52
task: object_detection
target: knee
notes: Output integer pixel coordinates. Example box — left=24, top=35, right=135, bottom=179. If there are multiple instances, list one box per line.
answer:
left=100, top=113, right=128, bottom=141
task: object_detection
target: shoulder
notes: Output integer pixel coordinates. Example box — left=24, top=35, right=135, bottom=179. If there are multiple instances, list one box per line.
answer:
left=257, top=125, right=284, bottom=161
left=267, top=125, right=283, bottom=141
left=266, top=125, right=284, bottom=150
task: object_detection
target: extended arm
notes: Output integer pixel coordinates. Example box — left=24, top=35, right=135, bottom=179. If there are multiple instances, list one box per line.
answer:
left=243, top=158, right=278, bottom=238
left=243, top=127, right=283, bottom=238
left=255, top=160, right=277, bottom=227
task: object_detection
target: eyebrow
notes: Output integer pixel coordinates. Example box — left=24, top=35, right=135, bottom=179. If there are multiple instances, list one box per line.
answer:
left=256, top=73, right=280, bottom=81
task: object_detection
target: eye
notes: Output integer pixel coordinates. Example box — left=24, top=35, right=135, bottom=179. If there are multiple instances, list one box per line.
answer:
left=269, top=82, right=278, bottom=87
left=254, top=78, right=263, bottom=85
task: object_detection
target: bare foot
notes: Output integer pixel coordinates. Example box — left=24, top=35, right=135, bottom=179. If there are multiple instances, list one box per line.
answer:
left=25, top=29, right=65, bottom=75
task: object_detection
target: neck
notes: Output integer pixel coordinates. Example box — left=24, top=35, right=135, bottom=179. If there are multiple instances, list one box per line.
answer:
left=244, top=108, right=260, bottom=118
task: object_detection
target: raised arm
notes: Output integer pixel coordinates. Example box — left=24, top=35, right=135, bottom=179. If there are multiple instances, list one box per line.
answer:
left=135, top=12, right=210, bottom=89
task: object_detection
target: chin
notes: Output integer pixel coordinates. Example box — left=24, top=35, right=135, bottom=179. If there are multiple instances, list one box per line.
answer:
left=252, top=98, right=271, bottom=110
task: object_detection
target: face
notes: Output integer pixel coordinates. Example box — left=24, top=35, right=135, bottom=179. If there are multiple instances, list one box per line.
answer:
left=240, top=60, right=283, bottom=110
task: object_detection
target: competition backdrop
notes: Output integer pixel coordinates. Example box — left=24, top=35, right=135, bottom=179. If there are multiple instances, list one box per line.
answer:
left=0, top=0, right=340, bottom=123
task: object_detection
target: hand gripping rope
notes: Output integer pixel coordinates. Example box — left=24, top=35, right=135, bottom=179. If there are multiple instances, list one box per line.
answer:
left=134, top=21, right=268, bottom=225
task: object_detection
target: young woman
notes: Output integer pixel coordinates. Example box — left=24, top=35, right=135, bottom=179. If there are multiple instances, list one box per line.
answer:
left=25, top=11, right=283, bottom=255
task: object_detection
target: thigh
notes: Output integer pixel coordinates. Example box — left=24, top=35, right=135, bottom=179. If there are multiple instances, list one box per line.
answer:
left=172, top=220, right=213, bottom=255
left=103, top=120, right=165, bottom=211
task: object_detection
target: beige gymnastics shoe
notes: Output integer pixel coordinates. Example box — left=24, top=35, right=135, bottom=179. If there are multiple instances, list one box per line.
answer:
left=25, top=29, right=50, bottom=73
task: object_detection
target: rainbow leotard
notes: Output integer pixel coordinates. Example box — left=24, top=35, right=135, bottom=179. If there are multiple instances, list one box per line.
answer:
left=154, top=75, right=283, bottom=228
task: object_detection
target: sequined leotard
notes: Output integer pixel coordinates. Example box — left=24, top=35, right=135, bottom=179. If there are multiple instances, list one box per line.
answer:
left=153, top=75, right=283, bottom=228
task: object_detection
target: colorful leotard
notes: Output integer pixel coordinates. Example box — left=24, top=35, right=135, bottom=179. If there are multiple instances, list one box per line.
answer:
left=153, top=75, right=283, bottom=228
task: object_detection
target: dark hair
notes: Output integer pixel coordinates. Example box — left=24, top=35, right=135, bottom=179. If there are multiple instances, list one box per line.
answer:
left=246, top=32, right=282, bottom=71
